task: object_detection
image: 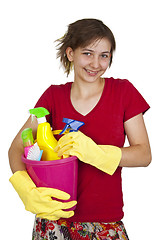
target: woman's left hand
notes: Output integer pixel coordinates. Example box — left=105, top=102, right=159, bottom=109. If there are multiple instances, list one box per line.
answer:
left=54, top=131, right=89, bottom=159
left=54, top=131, right=121, bottom=175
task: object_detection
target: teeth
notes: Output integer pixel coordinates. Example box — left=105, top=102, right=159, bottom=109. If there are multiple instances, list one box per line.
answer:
left=86, top=69, right=97, bottom=74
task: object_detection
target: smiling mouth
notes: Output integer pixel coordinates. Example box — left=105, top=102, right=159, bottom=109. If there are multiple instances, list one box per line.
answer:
left=84, top=68, right=99, bottom=75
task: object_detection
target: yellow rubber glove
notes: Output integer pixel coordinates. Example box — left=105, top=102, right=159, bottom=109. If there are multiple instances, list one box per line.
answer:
left=55, top=131, right=122, bottom=175
left=9, top=170, right=77, bottom=220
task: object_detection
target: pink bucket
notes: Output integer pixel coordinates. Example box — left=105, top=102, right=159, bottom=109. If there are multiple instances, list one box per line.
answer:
left=22, top=155, right=78, bottom=210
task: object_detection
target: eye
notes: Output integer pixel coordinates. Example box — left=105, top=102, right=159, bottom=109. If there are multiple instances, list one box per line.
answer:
left=83, top=52, right=91, bottom=56
left=101, top=53, right=110, bottom=59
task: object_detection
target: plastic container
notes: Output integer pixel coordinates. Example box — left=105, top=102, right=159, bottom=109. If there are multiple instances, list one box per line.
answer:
left=22, top=155, right=78, bottom=210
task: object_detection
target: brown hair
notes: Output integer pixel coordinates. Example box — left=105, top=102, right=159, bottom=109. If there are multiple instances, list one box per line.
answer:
left=56, top=18, right=116, bottom=76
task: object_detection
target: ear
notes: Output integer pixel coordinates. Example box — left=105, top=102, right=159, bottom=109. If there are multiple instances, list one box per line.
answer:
left=66, top=47, right=74, bottom=62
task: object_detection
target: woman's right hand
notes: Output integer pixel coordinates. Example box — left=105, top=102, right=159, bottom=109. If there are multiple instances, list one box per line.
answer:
left=9, top=170, right=77, bottom=220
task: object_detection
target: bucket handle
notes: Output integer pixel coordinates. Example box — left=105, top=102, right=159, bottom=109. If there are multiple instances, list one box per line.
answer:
left=52, top=129, right=70, bottom=135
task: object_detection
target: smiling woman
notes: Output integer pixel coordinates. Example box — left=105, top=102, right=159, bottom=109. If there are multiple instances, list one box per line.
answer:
left=9, top=18, right=151, bottom=240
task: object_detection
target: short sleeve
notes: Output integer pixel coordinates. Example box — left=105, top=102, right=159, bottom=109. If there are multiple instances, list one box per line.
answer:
left=123, top=80, right=150, bottom=122
left=34, top=85, right=54, bottom=124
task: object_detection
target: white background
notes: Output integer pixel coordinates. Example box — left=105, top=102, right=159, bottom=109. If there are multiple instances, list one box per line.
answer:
left=1, top=0, right=160, bottom=239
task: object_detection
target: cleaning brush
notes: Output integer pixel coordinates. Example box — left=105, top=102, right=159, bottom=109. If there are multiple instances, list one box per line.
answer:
left=27, top=142, right=43, bottom=161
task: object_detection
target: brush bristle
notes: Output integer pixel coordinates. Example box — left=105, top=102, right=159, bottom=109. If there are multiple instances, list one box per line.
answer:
left=27, top=143, right=42, bottom=161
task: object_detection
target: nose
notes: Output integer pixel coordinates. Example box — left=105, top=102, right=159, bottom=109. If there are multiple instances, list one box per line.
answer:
left=90, top=56, right=100, bottom=69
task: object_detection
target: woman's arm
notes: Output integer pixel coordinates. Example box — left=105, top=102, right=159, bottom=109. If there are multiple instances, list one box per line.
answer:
left=8, top=116, right=38, bottom=173
left=119, top=113, right=152, bottom=167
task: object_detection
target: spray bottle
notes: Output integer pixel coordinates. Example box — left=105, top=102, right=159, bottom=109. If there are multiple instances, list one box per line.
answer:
left=29, top=107, right=60, bottom=161
left=21, top=128, right=34, bottom=158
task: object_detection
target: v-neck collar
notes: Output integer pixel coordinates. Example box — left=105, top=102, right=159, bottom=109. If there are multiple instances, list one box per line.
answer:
left=66, top=78, right=107, bottom=118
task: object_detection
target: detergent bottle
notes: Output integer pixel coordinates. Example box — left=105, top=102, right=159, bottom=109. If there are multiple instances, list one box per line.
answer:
left=21, top=128, right=34, bottom=158
left=29, top=107, right=60, bottom=161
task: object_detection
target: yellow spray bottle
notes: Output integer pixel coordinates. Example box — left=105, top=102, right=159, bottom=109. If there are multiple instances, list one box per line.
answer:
left=29, top=107, right=60, bottom=161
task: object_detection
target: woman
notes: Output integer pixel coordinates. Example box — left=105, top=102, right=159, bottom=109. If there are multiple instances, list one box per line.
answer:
left=9, top=19, right=151, bottom=239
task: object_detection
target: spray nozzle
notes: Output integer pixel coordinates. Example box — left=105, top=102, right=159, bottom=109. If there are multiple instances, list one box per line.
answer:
left=59, top=118, right=85, bottom=135
left=29, top=107, right=50, bottom=124
left=29, top=107, right=49, bottom=118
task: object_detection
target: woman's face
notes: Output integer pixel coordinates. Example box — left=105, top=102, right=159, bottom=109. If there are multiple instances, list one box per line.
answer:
left=66, top=38, right=111, bottom=84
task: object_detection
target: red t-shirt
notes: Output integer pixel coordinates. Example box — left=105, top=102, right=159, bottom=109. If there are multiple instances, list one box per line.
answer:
left=35, top=77, right=150, bottom=222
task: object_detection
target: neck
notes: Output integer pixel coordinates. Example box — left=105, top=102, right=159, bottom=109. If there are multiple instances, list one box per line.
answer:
left=71, top=78, right=105, bottom=99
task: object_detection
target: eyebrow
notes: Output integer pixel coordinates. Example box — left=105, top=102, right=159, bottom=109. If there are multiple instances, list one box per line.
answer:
left=82, top=48, right=110, bottom=53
